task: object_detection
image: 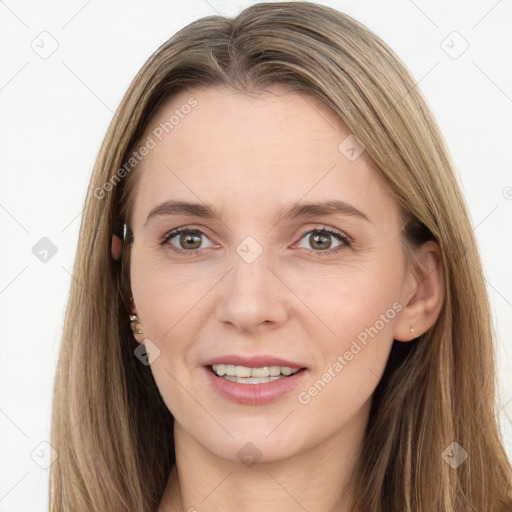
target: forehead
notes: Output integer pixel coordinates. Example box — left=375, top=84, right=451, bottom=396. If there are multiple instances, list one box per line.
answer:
left=130, top=84, right=398, bottom=228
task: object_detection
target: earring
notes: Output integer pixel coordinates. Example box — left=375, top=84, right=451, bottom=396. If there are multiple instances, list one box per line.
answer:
left=410, top=327, right=416, bottom=337
left=130, top=314, right=145, bottom=343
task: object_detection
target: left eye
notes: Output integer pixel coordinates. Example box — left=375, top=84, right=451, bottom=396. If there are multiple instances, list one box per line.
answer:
left=295, top=228, right=349, bottom=254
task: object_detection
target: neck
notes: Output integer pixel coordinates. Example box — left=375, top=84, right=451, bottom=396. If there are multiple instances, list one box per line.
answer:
left=158, top=400, right=369, bottom=512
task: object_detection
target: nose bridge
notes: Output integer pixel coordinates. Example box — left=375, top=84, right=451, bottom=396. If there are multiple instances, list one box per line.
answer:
left=216, top=236, right=288, bottom=330
left=230, top=240, right=273, bottom=306
left=232, top=244, right=269, bottom=293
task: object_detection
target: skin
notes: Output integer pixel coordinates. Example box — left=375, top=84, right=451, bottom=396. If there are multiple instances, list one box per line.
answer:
left=125, top=84, right=444, bottom=512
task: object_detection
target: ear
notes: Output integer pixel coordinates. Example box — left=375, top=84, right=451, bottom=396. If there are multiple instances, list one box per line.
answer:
left=393, top=241, right=445, bottom=342
left=111, top=234, right=123, bottom=261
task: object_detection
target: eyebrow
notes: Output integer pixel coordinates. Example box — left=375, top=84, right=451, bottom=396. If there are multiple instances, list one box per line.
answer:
left=143, top=199, right=371, bottom=226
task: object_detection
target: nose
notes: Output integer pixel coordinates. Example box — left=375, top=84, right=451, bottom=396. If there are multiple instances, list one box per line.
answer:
left=216, top=250, right=289, bottom=334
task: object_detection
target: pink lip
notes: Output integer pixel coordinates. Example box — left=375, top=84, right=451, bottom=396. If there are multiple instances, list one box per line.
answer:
left=203, top=354, right=305, bottom=369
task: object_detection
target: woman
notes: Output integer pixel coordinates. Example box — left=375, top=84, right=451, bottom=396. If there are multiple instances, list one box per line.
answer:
left=49, top=2, right=512, bottom=511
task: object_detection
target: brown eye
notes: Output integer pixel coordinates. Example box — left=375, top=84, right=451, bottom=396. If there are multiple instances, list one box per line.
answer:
left=178, top=232, right=202, bottom=250
left=296, top=228, right=349, bottom=255
left=162, top=228, right=215, bottom=253
left=309, top=232, right=332, bottom=250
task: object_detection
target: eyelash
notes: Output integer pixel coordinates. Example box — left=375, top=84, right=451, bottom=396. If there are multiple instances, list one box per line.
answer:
left=160, top=226, right=351, bottom=257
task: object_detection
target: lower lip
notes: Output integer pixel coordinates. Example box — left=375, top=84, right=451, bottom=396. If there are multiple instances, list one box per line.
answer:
left=204, top=366, right=308, bottom=405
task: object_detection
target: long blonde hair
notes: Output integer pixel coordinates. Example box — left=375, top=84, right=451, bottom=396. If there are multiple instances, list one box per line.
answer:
left=49, top=2, right=512, bottom=510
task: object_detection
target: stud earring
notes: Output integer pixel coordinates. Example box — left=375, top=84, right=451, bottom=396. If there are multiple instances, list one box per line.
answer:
left=410, top=327, right=416, bottom=337
left=130, top=314, right=145, bottom=343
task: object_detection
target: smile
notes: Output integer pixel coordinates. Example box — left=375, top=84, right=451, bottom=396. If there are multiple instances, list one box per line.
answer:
left=211, top=364, right=300, bottom=383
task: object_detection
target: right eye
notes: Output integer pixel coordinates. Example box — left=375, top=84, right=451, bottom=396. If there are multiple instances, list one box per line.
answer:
left=161, top=228, right=217, bottom=255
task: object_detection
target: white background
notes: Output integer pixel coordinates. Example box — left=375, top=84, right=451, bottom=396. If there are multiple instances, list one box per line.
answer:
left=0, top=1, right=511, bottom=510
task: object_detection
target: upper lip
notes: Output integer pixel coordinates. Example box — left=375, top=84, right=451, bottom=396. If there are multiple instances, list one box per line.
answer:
left=203, top=354, right=306, bottom=369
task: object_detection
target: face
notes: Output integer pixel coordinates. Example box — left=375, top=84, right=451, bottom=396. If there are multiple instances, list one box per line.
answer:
left=129, top=84, right=411, bottom=463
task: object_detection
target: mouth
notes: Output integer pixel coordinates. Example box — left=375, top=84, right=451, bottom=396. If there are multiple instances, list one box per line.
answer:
left=202, top=355, right=309, bottom=404
left=207, top=364, right=306, bottom=384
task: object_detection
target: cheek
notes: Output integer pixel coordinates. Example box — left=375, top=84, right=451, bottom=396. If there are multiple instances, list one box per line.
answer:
left=293, top=251, right=404, bottom=410
left=293, top=306, right=398, bottom=438
left=129, top=249, right=210, bottom=417
left=289, top=249, right=404, bottom=341
left=129, top=245, right=214, bottom=340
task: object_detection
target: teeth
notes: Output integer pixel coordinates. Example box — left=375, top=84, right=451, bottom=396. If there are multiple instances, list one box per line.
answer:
left=235, top=365, right=252, bottom=377
left=269, top=366, right=281, bottom=377
left=211, top=364, right=300, bottom=379
left=251, top=366, right=274, bottom=377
